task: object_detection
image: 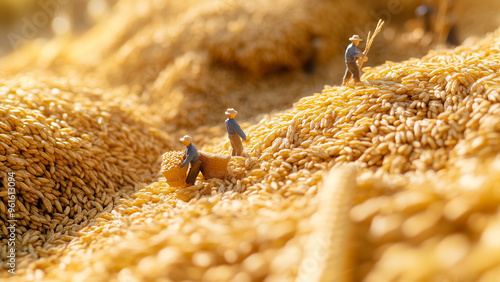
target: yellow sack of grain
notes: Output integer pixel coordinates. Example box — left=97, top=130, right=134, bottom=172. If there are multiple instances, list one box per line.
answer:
left=161, top=151, right=188, bottom=187
left=198, top=151, right=230, bottom=179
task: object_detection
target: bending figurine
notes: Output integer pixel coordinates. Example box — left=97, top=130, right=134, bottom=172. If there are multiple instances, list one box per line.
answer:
left=180, top=135, right=200, bottom=186
left=342, top=35, right=368, bottom=86
left=225, top=108, right=246, bottom=156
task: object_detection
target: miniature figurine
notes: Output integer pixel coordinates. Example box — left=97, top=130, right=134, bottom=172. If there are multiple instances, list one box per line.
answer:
left=342, top=34, right=368, bottom=86
left=180, top=135, right=200, bottom=186
left=225, top=108, right=246, bottom=156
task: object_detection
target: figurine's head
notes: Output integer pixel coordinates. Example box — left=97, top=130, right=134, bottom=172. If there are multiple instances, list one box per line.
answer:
left=225, top=108, right=238, bottom=119
left=349, top=35, right=363, bottom=46
left=179, top=135, right=192, bottom=147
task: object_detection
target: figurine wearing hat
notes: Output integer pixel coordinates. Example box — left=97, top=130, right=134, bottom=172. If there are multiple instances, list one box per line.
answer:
left=225, top=108, right=246, bottom=156
left=180, top=135, right=200, bottom=186
left=342, top=34, right=368, bottom=86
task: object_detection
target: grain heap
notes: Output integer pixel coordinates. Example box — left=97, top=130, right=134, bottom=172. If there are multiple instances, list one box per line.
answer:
left=1, top=0, right=368, bottom=129
left=0, top=73, right=172, bottom=271
left=4, top=0, right=500, bottom=132
left=4, top=26, right=500, bottom=281
left=2, top=0, right=500, bottom=280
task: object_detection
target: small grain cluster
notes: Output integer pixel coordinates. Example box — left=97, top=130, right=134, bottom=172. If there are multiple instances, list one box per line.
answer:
left=161, top=151, right=185, bottom=172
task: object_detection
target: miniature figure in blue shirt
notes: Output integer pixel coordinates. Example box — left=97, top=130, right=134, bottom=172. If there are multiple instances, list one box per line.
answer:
left=180, top=135, right=200, bottom=186
left=225, top=108, right=246, bottom=156
left=342, top=35, right=368, bottom=86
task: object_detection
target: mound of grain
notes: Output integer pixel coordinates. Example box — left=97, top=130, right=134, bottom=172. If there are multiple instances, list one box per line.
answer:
left=350, top=156, right=500, bottom=281
left=107, top=0, right=367, bottom=128
left=2, top=0, right=500, bottom=280
left=1, top=0, right=370, bottom=129
left=5, top=26, right=500, bottom=281
left=3, top=0, right=500, bottom=134
left=0, top=75, right=172, bottom=271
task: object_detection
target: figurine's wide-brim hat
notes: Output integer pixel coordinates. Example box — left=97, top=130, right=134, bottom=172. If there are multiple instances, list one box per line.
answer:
left=179, top=135, right=192, bottom=142
left=225, top=108, right=238, bottom=116
left=349, top=35, right=363, bottom=41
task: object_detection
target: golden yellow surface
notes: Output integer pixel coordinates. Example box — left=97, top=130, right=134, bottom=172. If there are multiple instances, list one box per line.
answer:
left=1, top=0, right=500, bottom=281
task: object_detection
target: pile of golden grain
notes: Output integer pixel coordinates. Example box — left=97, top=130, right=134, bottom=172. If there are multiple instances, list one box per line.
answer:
left=2, top=0, right=500, bottom=281
left=0, top=74, right=172, bottom=271
left=0, top=0, right=369, bottom=129
left=1, top=27, right=499, bottom=281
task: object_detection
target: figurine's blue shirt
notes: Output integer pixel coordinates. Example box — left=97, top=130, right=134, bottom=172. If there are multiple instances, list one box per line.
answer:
left=345, top=43, right=364, bottom=62
left=182, top=143, right=199, bottom=167
left=225, top=118, right=246, bottom=141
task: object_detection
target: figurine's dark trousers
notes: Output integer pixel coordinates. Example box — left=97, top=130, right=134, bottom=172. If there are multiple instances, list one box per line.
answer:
left=343, top=61, right=361, bottom=84
left=228, top=134, right=244, bottom=156
left=186, top=160, right=200, bottom=185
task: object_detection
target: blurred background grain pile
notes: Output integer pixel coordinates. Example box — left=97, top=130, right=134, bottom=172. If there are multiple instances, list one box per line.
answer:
left=1, top=0, right=500, bottom=281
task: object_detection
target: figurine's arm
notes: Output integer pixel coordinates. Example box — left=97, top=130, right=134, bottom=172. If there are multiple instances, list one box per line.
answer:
left=355, top=52, right=368, bottom=62
left=234, top=123, right=246, bottom=141
left=181, top=151, right=194, bottom=167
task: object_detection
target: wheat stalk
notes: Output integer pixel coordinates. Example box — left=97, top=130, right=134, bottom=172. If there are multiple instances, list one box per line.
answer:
left=358, top=19, right=385, bottom=69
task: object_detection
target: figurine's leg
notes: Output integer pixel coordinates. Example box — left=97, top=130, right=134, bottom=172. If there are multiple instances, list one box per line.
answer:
left=350, top=62, right=361, bottom=83
left=342, top=64, right=352, bottom=86
left=186, top=160, right=201, bottom=185
left=234, top=137, right=243, bottom=156
left=228, top=134, right=243, bottom=156
left=230, top=142, right=236, bottom=156
left=228, top=136, right=236, bottom=156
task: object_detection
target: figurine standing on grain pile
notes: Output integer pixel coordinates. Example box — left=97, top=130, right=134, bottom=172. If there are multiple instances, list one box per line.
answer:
left=225, top=108, right=247, bottom=156
left=342, top=21, right=384, bottom=86
left=180, top=135, right=200, bottom=186
left=342, top=35, right=368, bottom=86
